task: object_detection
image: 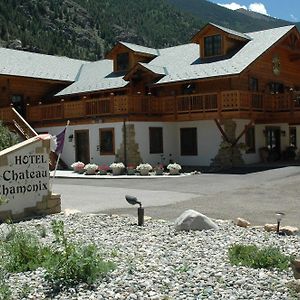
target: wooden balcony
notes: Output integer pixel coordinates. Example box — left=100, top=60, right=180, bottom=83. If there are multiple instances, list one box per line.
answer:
left=1, top=91, right=300, bottom=125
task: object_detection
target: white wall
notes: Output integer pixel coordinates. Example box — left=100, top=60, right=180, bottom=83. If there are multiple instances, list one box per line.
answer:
left=37, top=120, right=295, bottom=168
left=36, top=122, right=123, bottom=167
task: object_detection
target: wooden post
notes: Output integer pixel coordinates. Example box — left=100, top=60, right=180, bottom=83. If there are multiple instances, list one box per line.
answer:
left=232, top=120, right=254, bottom=146
left=214, top=119, right=230, bottom=143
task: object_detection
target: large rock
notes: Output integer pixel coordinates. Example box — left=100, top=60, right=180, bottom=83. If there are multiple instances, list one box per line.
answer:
left=236, top=217, right=251, bottom=228
left=292, top=259, right=300, bottom=279
left=281, top=226, right=299, bottom=236
left=174, top=210, right=219, bottom=231
left=0, top=223, right=12, bottom=241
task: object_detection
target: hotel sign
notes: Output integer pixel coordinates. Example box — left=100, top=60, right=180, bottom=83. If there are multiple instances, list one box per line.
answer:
left=0, top=136, right=51, bottom=219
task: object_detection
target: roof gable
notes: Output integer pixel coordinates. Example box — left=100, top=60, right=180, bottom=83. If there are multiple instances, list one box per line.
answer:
left=106, top=42, right=159, bottom=59
left=192, top=23, right=251, bottom=43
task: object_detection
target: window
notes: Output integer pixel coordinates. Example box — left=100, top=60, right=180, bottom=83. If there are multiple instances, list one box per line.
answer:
left=249, top=77, right=258, bottom=92
left=269, top=82, right=284, bottom=94
left=180, top=128, right=198, bottom=156
left=149, top=127, right=163, bottom=153
left=99, top=128, right=115, bottom=155
left=245, top=126, right=255, bottom=153
left=289, top=127, right=297, bottom=147
left=204, top=35, right=222, bottom=57
left=116, top=52, right=129, bottom=71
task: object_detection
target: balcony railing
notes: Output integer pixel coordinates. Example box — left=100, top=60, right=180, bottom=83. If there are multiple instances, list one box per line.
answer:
left=1, top=91, right=298, bottom=124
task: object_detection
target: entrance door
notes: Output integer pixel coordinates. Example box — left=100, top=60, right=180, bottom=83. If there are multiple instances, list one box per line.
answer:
left=265, top=127, right=281, bottom=160
left=75, top=130, right=90, bottom=163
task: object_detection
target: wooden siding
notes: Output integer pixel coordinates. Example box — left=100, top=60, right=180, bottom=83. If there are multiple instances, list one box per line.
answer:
left=0, top=75, right=69, bottom=107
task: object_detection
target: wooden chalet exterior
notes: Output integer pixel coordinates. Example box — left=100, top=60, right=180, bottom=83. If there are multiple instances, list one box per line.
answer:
left=2, top=23, right=300, bottom=167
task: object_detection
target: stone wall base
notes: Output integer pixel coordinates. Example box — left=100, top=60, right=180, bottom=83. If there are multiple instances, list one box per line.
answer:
left=0, top=193, right=61, bottom=222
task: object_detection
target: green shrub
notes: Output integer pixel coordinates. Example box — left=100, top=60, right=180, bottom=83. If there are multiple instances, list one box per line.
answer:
left=44, top=220, right=115, bottom=288
left=0, top=220, right=115, bottom=291
left=0, top=273, right=11, bottom=300
left=0, top=229, right=51, bottom=273
left=0, top=122, right=19, bottom=151
left=228, top=244, right=290, bottom=270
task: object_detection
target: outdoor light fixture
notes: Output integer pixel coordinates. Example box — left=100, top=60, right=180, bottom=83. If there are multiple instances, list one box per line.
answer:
left=68, top=134, right=74, bottom=142
left=125, top=195, right=144, bottom=226
left=275, top=212, right=285, bottom=234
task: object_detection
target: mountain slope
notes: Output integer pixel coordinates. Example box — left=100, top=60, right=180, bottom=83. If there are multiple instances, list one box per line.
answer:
left=0, top=0, right=297, bottom=61
left=167, top=0, right=292, bottom=32
left=0, top=0, right=203, bottom=60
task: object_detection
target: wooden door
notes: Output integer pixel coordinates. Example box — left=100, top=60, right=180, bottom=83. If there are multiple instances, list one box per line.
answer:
left=266, top=127, right=281, bottom=160
left=75, top=130, right=90, bottom=163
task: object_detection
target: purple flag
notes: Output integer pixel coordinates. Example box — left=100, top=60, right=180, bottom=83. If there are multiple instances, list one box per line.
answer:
left=55, top=127, right=66, bottom=154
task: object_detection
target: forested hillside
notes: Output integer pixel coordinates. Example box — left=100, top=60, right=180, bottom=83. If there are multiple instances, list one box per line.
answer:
left=0, top=0, right=202, bottom=60
left=0, top=0, right=297, bottom=61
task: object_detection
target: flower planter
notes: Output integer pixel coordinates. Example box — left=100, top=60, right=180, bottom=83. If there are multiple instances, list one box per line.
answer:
left=74, top=167, right=85, bottom=174
left=169, top=169, right=180, bottom=175
left=85, top=169, right=97, bottom=175
left=112, top=168, right=122, bottom=176
left=139, top=169, right=150, bottom=176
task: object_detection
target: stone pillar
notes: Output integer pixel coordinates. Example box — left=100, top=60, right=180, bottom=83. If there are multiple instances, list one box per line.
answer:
left=211, top=119, right=244, bottom=170
left=116, top=124, right=142, bottom=165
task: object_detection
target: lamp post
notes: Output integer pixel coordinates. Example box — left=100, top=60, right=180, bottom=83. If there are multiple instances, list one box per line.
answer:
left=275, top=212, right=285, bottom=234
left=125, top=195, right=144, bottom=226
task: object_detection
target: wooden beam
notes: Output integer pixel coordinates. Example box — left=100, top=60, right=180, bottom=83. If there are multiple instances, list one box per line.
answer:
left=214, top=119, right=230, bottom=142
left=232, top=120, right=254, bottom=146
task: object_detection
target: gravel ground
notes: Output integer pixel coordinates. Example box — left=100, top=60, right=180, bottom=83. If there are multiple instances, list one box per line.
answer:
left=1, top=213, right=300, bottom=300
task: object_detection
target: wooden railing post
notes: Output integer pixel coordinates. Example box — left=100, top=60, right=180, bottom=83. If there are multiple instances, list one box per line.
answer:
left=174, top=95, right=178, bottom=120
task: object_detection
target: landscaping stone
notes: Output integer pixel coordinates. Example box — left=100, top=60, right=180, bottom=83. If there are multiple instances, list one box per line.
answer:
left=236, top=217, right=251, bottom=228
left=281, top=226, right=299, bottom=236
left=1, top=214, right=299, bottom=299
left=0, top=223, right=11, bottom=241
left=264, top=223, right=278, bottom=232
left=174, top=209, right=219, bottom=231
left=291, top=259, right=300, bottom=279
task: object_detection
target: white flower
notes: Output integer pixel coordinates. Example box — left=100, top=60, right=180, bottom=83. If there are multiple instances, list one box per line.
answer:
left=84, top=163, right=98, bottom=171
left=110, top=162, right=125, bottom=169
left=167, top=163, right=182, bottom=170
left=136, top=163, right=152, bottom=171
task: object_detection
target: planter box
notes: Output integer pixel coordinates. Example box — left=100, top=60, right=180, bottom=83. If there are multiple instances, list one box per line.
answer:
left=169, top=169, right=180, bottom=175
left=112, top=168, right=122, bottom=176
left=139, top=169, right=150, bottom=176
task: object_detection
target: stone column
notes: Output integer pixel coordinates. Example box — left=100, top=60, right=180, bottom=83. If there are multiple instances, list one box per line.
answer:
left=116, top=124, right=142, bottom=165
left=211, top=119, right=244, bottom=170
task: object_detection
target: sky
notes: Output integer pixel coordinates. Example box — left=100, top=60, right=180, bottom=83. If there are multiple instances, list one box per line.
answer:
left=209, top=0, right=300, bottom=22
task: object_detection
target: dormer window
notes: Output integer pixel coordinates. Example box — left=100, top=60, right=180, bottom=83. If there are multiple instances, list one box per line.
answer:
left=204, top=34, right=222, bottom=57
left=116, top=52, right=129, bottom=71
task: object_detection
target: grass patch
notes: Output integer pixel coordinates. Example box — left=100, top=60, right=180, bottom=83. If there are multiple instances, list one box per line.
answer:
left=228, top=244, right=290, bottom=270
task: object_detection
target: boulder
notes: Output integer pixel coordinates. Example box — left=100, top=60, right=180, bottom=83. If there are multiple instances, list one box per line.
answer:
left=292, top=259, right=300, bottom=279
left=174, top=209, right=219, bottom=231
left=281, top=226, right=299, bottom=236
left=236, top=217, right=251, bottom=228
left=264, top=223, right=277, bottom=232
left=0, top=223, right=12, bottom=241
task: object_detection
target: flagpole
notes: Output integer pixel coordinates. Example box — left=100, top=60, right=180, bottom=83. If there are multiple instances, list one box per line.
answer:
left=50, top=120, right=70, bottom=192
